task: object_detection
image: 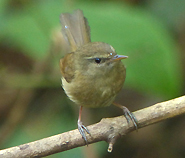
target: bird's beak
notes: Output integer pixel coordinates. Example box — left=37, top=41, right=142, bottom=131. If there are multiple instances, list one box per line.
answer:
left=112, top=55, right=128, bottom=61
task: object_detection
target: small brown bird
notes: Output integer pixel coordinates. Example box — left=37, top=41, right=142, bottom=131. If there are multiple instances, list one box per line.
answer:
left=60, top=9, right=137, bottom=143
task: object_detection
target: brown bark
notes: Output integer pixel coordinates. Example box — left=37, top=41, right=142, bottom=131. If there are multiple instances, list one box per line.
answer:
left=0, top=95, right=185, bottom=158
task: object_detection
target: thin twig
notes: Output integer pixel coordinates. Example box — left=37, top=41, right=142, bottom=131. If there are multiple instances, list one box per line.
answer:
left=0, top=95, right=185, bottom=158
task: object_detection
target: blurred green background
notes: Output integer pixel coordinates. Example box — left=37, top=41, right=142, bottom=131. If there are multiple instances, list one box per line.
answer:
left=0, top=0, right=185, bottom=157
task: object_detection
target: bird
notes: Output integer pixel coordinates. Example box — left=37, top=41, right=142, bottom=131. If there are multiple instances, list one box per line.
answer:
left=59, top=9, right=137, bottom=144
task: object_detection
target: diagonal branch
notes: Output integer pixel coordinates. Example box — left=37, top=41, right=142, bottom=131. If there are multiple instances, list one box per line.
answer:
left=0, top=95, right=185, bottom=158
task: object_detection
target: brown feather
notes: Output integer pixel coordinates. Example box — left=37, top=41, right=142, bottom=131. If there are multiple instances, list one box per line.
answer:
left=60, top=9, right=91, bottom=53
left=60, top=52, right=75, bottom=83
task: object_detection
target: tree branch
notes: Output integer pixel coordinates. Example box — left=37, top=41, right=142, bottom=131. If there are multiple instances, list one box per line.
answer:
left=0, top=95, right=185, bottom=158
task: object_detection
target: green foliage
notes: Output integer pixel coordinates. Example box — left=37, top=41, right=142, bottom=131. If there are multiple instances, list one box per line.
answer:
left=146, top=0, right=185, bottom=30
left=82, top=4, right=182, bottom=99
left=1, top=0, right=181, bottom=98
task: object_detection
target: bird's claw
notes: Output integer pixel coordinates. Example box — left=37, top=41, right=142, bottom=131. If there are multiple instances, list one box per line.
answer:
left=122, top=106, right=138, bottom=131
left=78, top=120, right=90, bottom=145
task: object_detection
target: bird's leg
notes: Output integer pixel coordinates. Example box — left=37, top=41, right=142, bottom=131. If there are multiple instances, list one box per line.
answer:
left=77, top=106, right=91, bottom=144
left=113, top=103, right=138, bottom=130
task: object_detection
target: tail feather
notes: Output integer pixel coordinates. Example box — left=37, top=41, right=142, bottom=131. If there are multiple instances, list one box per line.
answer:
left=60, top=9, right=91, bottom=52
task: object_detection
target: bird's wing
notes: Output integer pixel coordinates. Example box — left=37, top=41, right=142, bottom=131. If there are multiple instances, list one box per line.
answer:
left=60, top=52, right=75, bottom=83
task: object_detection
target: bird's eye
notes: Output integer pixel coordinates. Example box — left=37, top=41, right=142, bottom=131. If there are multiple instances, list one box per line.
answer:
left=95, top=58, right=101, bottom=64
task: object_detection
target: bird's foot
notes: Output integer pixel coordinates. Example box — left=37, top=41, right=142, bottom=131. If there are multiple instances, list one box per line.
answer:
left=113, top=103, right=138, bottom=130
left=122, top=106, right=138, bottom=130
left=78, top=120, right=90, bottom=145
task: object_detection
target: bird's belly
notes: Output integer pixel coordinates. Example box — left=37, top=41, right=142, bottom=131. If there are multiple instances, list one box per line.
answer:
left=62, top=74, right=123, bottom=108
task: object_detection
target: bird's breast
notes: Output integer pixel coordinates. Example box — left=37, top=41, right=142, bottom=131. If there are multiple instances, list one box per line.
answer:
left=62, top=63, right=126, bottom=108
